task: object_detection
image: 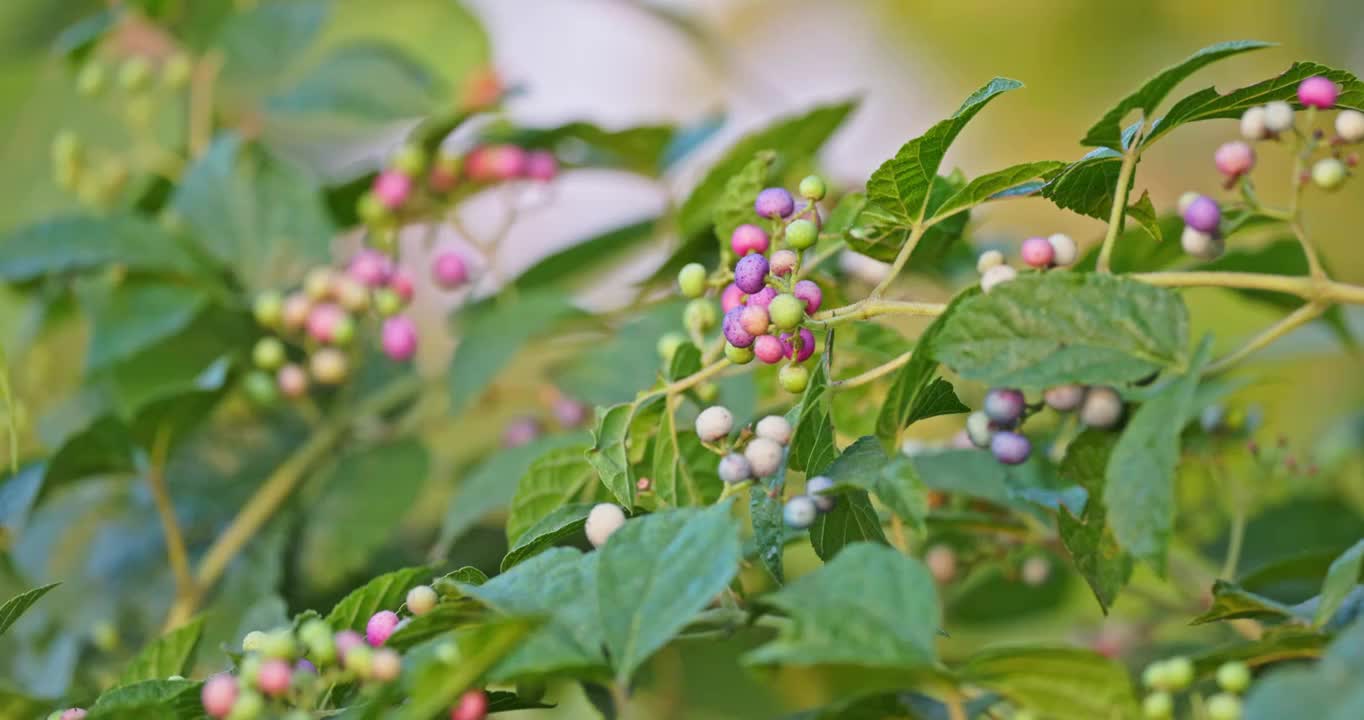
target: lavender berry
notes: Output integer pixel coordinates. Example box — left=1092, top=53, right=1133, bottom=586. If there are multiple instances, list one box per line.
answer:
left=717, top=452, right=752, bottom=484
left=983, top=388, right=1025, bottom=425
left=723, top=307, right=756, bottom=348
left=754, top=187, right=795, bottom=219
left=1182, top=195, right=1220, bottom=233
left=990, top=431, right=1032, bottom=465
left=734, top=254, right=770, bottom=294
left=783, top=495, right=818, bottom=529
left=792, top=279, right=822, bottom=314
left=782, top=327, right=816, bottom=363
left=805, top=475, right=836, bottom=512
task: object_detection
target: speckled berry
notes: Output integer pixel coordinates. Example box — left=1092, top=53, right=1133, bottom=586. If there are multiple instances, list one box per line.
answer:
left=381, top=316, right=418, bottom=361
left=1020, top=236, right=1055, bottom=269
left=721, top=283, right=745, bottom=313
left=980, top=264, right=1017, bottom=293
left=731, top=224, right=770, bottom=257
left=925, top=544, right=957, bottom=583
left=792, top=280, right=822, bottom=315
left=724, top=342, right=754, bottom=364
left=983, top=388, right=1025, bottom=424
left=1183, top=195, right=1221, bottom=233
left=805, top=475, right=836, bottom=512
left=366, top=611, right=400, bottom=647
left=965, top=411, right=993, bottom=448
left=783, top=495, right=817, bottom=529
left=782, top=327, right=816, bottom=363
left=451, top=690, right=489, bottom=720
left=738, top=304, right=770, bottom=336
left=1181, top=226, right=1224, bottom=260
left=310, top=348, right=349, bottom=385
left=755, top=187, right=795, bottom=218
left=779, top=363, right=810, bottom=393
left=747, top=286, right=777, bottom=309
left=734, top=254, right=770, bottom=294
left=1080, top=386, right=1124, bottom=429
left=1047, top=233, right=1078, bottom=266
left=277, top=364, right=308, bottom=398
left=745, top=437, right=784, bottom=478
left=586, top=503, right=627, bottom=548
left=770, top=249, right=799, bottom=276
left=755, top=415, right=793, bottom=445
left=1298, top=76, right=1339, bottom=108
left=685, top=299, right=718, bottom=333
left=1263, top=101, right=1294, bottom=133
left=677, top=263, right=708, bottom=298
left=991, top=431, right=1031, bottom=465
left=1337, top=109, right=1364, bottom=143
left=202, top=674, right=238, bottom=718
left=373, top=170, right=412, bottom=209
left=1214, top=141, right=1255, bottom=177
left=768, top=294, right=804, bottom=330
left=257, top=659, right=292, bottom=697
left=723, top=308, right=755, bottom=349
left=524, top=150, right=558, bottom=181
left=1312, top=157, right=1347, bottom=190
left=754, top=334, right=785, bottom=364
left=1044, top=385, right=1086, bottom=412
left=785, top=218, right=818, bottom=250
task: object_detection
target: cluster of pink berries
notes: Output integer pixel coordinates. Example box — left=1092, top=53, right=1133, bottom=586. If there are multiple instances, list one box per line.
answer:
left=501, top=390, right=590, bottom=448
left=975, top=232, right=1078, bottom=293
left=962, top=384, right=1123, bottom=466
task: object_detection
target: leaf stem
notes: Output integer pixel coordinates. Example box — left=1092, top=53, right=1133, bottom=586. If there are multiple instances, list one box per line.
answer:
left=812, top=299, right=947, bottom=325
left=1096, top=146, right=1139, bottom=273
left=830, top=350, right=913, bottom=390
left=869, top=224, right=926, bottom=297
left=1204, top=302, right=1326, bottom=375
left=146, top=425, right=193, bottom=606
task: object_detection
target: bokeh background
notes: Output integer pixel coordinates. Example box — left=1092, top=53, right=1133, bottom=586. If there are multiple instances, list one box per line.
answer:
left=2, top=1, right=1363, bottom=717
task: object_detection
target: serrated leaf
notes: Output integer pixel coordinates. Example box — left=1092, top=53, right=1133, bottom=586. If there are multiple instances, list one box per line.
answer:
left=960, top=646, right=1138, bottom=720
left=750, top=447, right=789, bottom=584
left=679, top=102, right=856, bottom=236
left=299, top=440, right=429, bottom=590
left=1315, top=539, right=1364, bottom=627
left=449, top=291, right=578, bottom=414
left=866, top=78, right=1021, bottom=226
left=926, top=160, right=1066, bottom=224
left=931, top=273, right=1189, bottom=389
left=325, top=567, right=431, bottom=632
left=80, top=280, right=209, bottom=373
left=0, top=582, right=58, bottom=635
left=586, top=403, right=636, bottom=507
left=0, top=214, right=204, bottom=284
left=746, top=543, right=938, bottom=669
left=597, top=505, right=742, bottom=683
left=118, top=617, right=203, bottom=684
left=504, top=445, right=594, bottom=547
left=651, top=401, right=682, bottom=507
left=87, top=678, right=202, bottom=720
left=809, top=442, right=889, bottom=561
left=501, top=503, right=591, bottom=571
left=666, top=342, right=702, bottom=382
left=878, top=457, right=931, bottom=534
left=789, top=352, right=836, bottom=474
left=398, top=617, right=539, bottom=720
left=1126, top=190, right=1162, bottom=244
left=818, top=436, right=925, bottom=532
left=1106, top=337, right=1211, bottom=570
left=1146, top=61, right=1364, bottom=147
left=1040, top=148, right=1126, bottom=221
left=1056, top=431, right=1133, bottom=613
left=850, top=174, right=971, bottom=263
left=1083, top=40, right=1274, bottom=149
left=713, top=152, right=774, bottom=264
left=1192, top=580, right=1308, bottom=625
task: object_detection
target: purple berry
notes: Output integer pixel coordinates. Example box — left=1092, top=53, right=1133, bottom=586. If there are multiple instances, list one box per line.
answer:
left=781, top=327, right=816, bottom=363
left=754, top=335, right=785, bottom=364
left=722, top=307, right=755, bottom=348
left=1020, top=236, right=1055, bottom=269
left=1298, top=76, right=1339, bottom=109
left=983, top=388, right=1025, bottom=424
left=754, top=187, right=795, bottom=219
left=721, top=283, right=745, bottom=313
left=747, top=286, right=777, bottom=309
left=990, top=431, right=1031, bottom=465
left=734, top=254, right=769, bottom=294
left=381, top=316, right=418, bottom=361
left=792, top=280, right=822, bottom=314
left=730, top=224, right=770, bottom=257
left=366, top=610, right=400, bottom=647
left=1182, top=195, right=1221, bottom=234
left=523, top=150, right=558, bottom=181
left=347, top=249, right=393, bottom=287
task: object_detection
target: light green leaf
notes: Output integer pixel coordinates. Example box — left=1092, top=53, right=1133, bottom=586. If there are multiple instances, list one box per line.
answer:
left=750, top=446, right=789, bottom=584
left=746, top=543, right=938, bottom=669
left=1315, top=539, right=1364, bottom=627
left=926, top=160, right=1066, bottom=224
left=325, top=567, right=431, bottom=632
left=217, top=0, right=328, bottom=104
left=1243, top=621, right=1364, bottom=720
left=1191, top=580, right=1309, bottom=625
left=817, top=436, right=925, bottom=531
left=449, top=291, right=579, bottom=413
left=87, top=678, right=202, bottom=720
left=0, top=684, right=51, bottom=719
left=651, top=402, right=685, bottom=507
left=398, top=617, right=539, bottom=720
left=384, top=601, right=484, bottom=651
left=586, top=403, right=636, bottom=508
left=504, top=445, right=595, bottom=546
left=877, top=456, right=930, bottom=534
left=0, top=214, right=204, bottom=283
left=866, top=78, right=1021, bottom=225
left=117, top=617, right=204, bottom=684
left=501, top=503, right=591, bottom=572
left=1056, top=431, right=1132, bottom=613
left=80, top=280, right=209, bottom=373
left=1041, top=147, right=1127, bottom=221
left=789, top=351, right=836, bottom=474
left=1105, top=337, right=1211, bottom=569
left=849, top=173, right=971, bottom=263
left=960, top=646, right=1138, bottom=720
left=597, top=505, right=742, bottom=683
left=931, top=273, right=1189, bottom=389
left=713, top=151, right=774, bottom=264
left=1083, top=40, right=1273, bottom=149
left=0, top=582, right=58, bottom=635
left=512, top=219, right=659, bottom=293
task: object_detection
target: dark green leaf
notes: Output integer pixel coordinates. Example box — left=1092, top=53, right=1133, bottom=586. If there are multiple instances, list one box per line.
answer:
left=1040, top=148, right=1126, bottom=221
left=713, top=151, right=774, bottom=264
left=118, top=617, right=203, bottom=684
left=504, top=122, right=678, bottom=176
left=80, top=280, right=209, bottom=373
left=817, top=436, right=925, bottom=533
left=960, top=646, right=1138, bottom=720
left=926, top=160, right=1066, bottom=224
left=586, top=403, right=636, bottom=508
left=1106, top=337, right=1211, bottom=569
left=1191, top=580, right=1307, bottom=625
left=0, top=214, right=204, bottom=283
left=746, top=543, right=938, bottom=669
left=651, top=403, right=683, bottom=507
left=850, top=173, right=971, bottom=263
left=750, top=446, right=789, bottom=584
left=1074, top=215, right=1187, bottom=273
left=1083, top=40, right=1273, bottom=149
left=597, top=505, right=742, bottom=683
left=298, top=440, right=429, bottom=590
left=1190, top=627, right=1327, bottom=676
left=1126, top=190, right=1163, bottom=244
left=931, top=273, right=1189, bottom=389
left=398, top=617, right=539, bottom=720
left=789, top=352, right=836, bottom=474
left=877, top=456, right=931, bottom=534
left=667, top=342, right=702, bottom=382
left=1315, top=539, right=1364, bottom=627
left=501, top=503, right=591, bottom=571
left=384, top=601, right=484, bottom=651
left=504, top=445, right=594, bottom=546
left=809, top=443, right=889, bottom=561
left=512, top=219, right=659, bottom=293
left=1057, top=431, right=1133, bottom=613
left=325, top=567, right=431, bottom=632
left=449, top=291, right=578, bottom=413
left=0, top=582, right=58, bottom=635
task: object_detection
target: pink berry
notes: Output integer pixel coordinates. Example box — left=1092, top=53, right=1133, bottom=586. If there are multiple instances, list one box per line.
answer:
left=1298, top=76, right=1339, bottom=109
left=730, top=224, right=770, bottom=257
left=721, top=283, right=745, bottom=313
left=1020, top=236, right=1055, bottom=269
left=366, top=610, right=400, bottom=647
left=389, top=269, right=416, bottom=303
left=781, top=327, right=816, bottom=363
left=382, top=316, right=418, bottom=361
left=348, top=249, right=393, bottom=287
left=373, top=170, right=412, bottom=209
left=553, top=395, right=588, bottom=428
left=502, top=417, right=541, bottom=448
left=1214, top=141, right=1255, bottom=177
left=335, top=630, right=364, bottom=660
left=769, top=249, right=798, bottom=276
left=201, top=674, right=238, bottom=718
left=739, top=304, right=770, bottom=335
left=451, top=690, right=489, bottom=720
left=61, top=710, right=88, bottom=720
left=277, top=364, right=308, bottom=398
left=1182, top=195, right=1221, bottom=234
left=281, top=292, right=311, bottom=332
left=524, top=150, right=558, bottom=181
left=792, top=280, right=822, bottom=314
left=432, top=251, right=469, bottom=289
left=257, top=658, right=292, bottom=697
left=480, top=144, right=527, bottom=180
left=429, top=164, right=459, bottom=193
left=747, top=286, right=776, bottom=309
left=371, top=648, right=402, bottom=682
left=306, top=303, right=345, bottom=344
left=754, top=335, right=785, bottom=364
left=465, top=146, right=496, bottom=182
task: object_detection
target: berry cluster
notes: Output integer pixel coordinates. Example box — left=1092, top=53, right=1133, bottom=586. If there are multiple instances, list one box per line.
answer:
left=963, top=385, right=1123, bottom=466
left=1140, top=657, right=1250, bottom=720
left=1182, top=76, right=1362, bottom=260
left=676, top=177, right=828, bottom=394
left=975, top=232, right=1078, bottom=293
left=194, top=585, right=487, bottom=720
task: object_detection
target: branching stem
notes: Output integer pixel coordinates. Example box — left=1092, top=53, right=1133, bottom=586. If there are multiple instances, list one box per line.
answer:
left=1096, top=146, right=1139, bottom=273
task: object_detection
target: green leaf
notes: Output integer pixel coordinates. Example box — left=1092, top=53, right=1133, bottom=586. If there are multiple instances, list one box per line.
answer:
left=750, top=445, right=790, bottom=584
left=849, top=173, right=971, bottom=263
left=0, top=582, right=58, bottom=635
left=1190, top=627, right=1328, bottom=676
left=449, top=291, right=578, bottom=414
left=87, top=678, right=202, bottom=720
left=512, top=219, right=659, bottom=293
left=1315, top=539, right=1364, bottom=627
left=816, top=436, right=926, bottom=532
left=398, top=617, right=539, bottom=720
left=504, top=445, right=595, bottom=547
left=172, top=134, right=335, bottom=291
left=503, top=122, right=679, bottom=177
left=875, top=289, right=974, bottom=453
left=866, top=78, right=1021, bottom=225
left=1191, top=580, right=1307, bottom=625
left=713, top=151, right=774, bottom=264
left=0, top=214, right=204, bottom=284
left=314, top=0, right=490, bottom=93
left=1146, top=61, right=1364, bottom=148
left=959, top=646, right=1138, bottom=720
left=877, top=456, right=930, bottom=534
left=463, top=547, right=607, bottom=680
left=597, top=505, right=742, bottom=683
left=679, top=102, right=856, bottom=236
left=931, top=272, right=1190, bottom=389
left=809, top=441, right=889, bottom=561
left=0, top=464, right=44, bottom=548
left=80, top=280, right=209, bottom=373
left=384, top=601, right=484, bottom=651
left=0, top=684, right=51, bottom=719
left=1074, top=215, right=1187, bottom=273
left=925, top=160, right=1066, bottom=224
left=651, top=402, right=688, bottom=507
left=746, top=543, right=938, bottom=669
left=789, top=352, right=837, bottom=474
left=586, top=403, right=636, bottom=508
left=43, top=415, right=136, bottom=492
left=1040, top=147, right=1127, bottom=221
left=1082, top=40, right=1274, bottom=149
left=1242, top=622, right=1364, bottom=720
left=298, top=440, right=430, bottom=590
left=502, top=503, right=592, bottom=572
left=117, top=617, right=203, bottom=684
left=217, top=0, right=328, bottom=104
left=1105, top=337, right=1212, bottom=569
left=1056, top=431, right=1133, bottom=613
left=667, top=342, right=702, bottom=383
left=1126, top=190, right=1163, bottom=244
left=325, top=566, right=431, bottom=632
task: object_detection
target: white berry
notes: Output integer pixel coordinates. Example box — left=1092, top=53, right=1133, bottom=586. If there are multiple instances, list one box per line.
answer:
left=1263, top=101, right=1294, bottom=133
left=405, top=585, right=437, bottom=616
left=717, top=453, right=751, bottom=484
left=1181, top=226, right=1224, bottom=260
left=975, top=249, right=1005, bottom=274
left=783, top=496, right=818, bottom=529
left=805, top=475, right=836, bottom=512
left=1177, top=191, right=1200, bottom=215
left=925, top=544, right=957, bottom=583
left=755, top=415, right=793, bottom=446
left=1080, top=386, right=1124, bottom=429
left=1239, top=106, right=1269, bottom=141
left=1043, top=384, right=1086, bottom=412
left=744, top=437, right=784, bottom=478
left=1337, top=109, right=1364, bottom=143
left=694, top=405, right=734, bottom=442
left=1021, top=556, right=1051, bottom=586
left=980, top=264, right=1017, bottom=293
left=1046, top=233, right=1078, bottom=266
left=585, top=503, right=627, bottom=548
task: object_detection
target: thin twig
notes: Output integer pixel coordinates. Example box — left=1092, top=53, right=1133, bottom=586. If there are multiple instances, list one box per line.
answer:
left=1096, top=146, right=1139, bottom=273
left=831, top=350, right=912, bottom=389
left=1205, top=302, right=1326, bottom=375
left=870, top=224, right=926, bottom=297
left=146, top=425, right=193, bottom=604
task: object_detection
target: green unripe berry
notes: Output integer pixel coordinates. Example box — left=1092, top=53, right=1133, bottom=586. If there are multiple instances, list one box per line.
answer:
left=356, top=192, right=391, bottom=226
left=162, top=53, right=192, bottom=89
left=329, top=314, right=356, bottom=346
left=260, top=629, right=297, bottom=659
left=785, top=219, right=818, bottom=250
left=243, top=372, right=278, bottom=406
left=798, top=174, right=827, bottom=200
left=77, top=61, right=106, bottom=96
left=238, top=654, right=262, bottom=685
left=695, top=382, right=719, bottom=403
left=252, top=337, right=287, bottom=370
left=226, top=690, right=264, bottom=720
left=374, top=288, right=404, bottom=316
left=242, top=630, right=267, bottom=653
left=677, top=262, right=708, bottom=298
left=657, top=332, right=686, bottom=364
left=725, top=342, right=754, bottom=364
left=768, top=294, right=804, bottom=330
left=1207, top=693, right=1242, bottom=720
left=344, top=645, right=374, bottom=677
left=1216, top=661, right=1250, bottom=693
left=1142, top=692, right=1173, bottom=719
left=779, top=364, right=810, bottom=394
left=1312, top=157, right=1347, bottom=191
left=253, top=292, right=284, bottom=328
left=684, top=299, right=718, bottom=333
left=392, top=143, right=427, bottom=177
left=118, top=56, right=151, bottom=91
left=1164, top=656, right=1194, bottom=691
